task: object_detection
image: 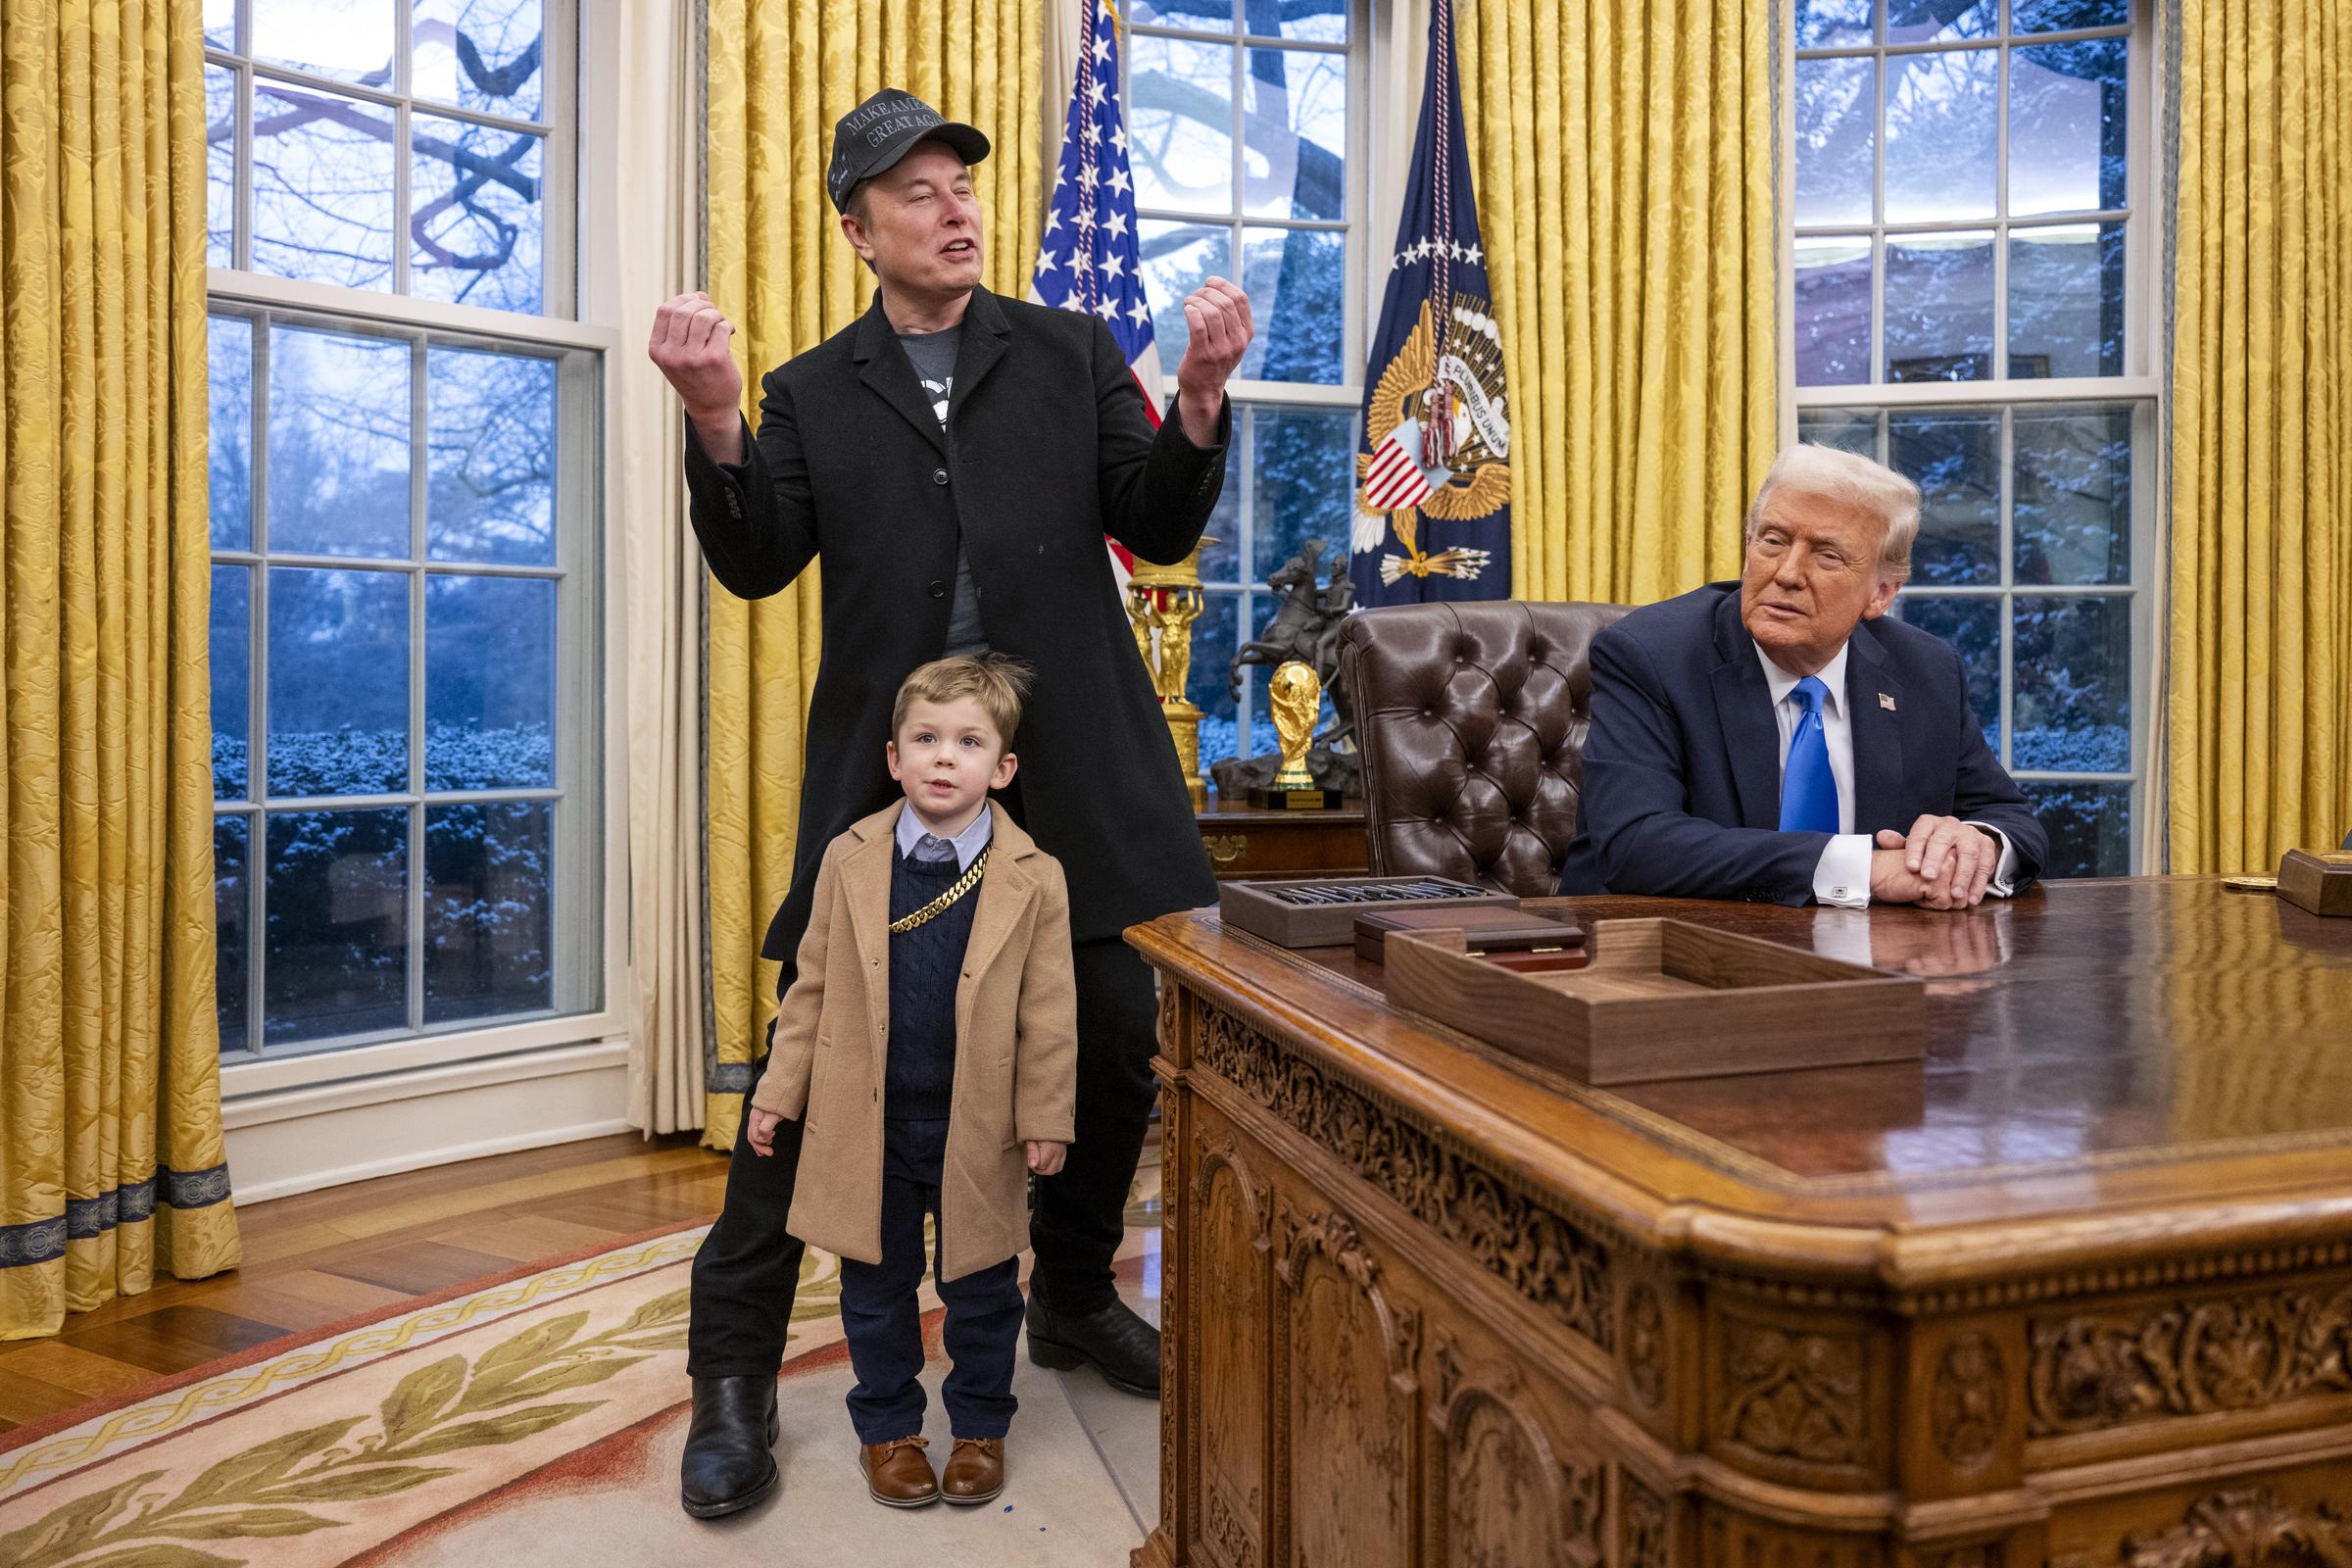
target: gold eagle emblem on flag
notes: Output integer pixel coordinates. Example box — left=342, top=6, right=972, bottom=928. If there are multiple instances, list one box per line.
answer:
left=1353, top=294, right=1513, bottom=586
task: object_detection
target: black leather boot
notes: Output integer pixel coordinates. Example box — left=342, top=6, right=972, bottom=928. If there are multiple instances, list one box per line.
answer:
left=1025, top=1291, right=1161, bottom=1396
left=678, top=1374, right=780, bottom=1518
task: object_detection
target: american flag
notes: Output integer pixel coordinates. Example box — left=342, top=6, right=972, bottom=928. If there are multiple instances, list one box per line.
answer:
left=1031, top=0, right=1163, bottom=583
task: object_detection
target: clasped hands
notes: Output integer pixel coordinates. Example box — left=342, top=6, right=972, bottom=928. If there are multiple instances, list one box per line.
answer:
left=1867, top=814, right=2002, bottom=909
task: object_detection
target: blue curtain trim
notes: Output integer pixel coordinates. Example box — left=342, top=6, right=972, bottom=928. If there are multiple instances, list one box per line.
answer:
left=0, top=1163, right=234, bottom=1270
left=708, top=1060, right=754, bottom=1095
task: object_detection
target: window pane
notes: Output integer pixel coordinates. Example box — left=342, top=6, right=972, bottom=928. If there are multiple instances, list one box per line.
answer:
left=212, top=564, right=251, bottom=800
left=1240, top=227, right=1344, bottom=382
left=1796, top=407, right=1879, bottom=459
left=266, top=807, right=408, bottom=1044
left=1885, top=231, right=1994, bottom=382
left=204, top=0, right=235, bottom=49
left=1888, top=410, right=2000, bottom=585
left=1197, top=439, right=1245, bottom=585
left=1132, top=35, right=1237, bottom=213
left=1891, top=595, right=2001, bottom=754
left=2014, top=406, right=2132, bottom=585
left=1885, top=48, right=1997, bottom=222
left=1189, top=588, right=1242, bottom=762
left=210, top=315, right=254, bottom=549
left=1793, top=236, right=1873, bottom=386
left=1138, top=220, right=1229, bottom=371
left=206, top=65, right=236, bottom=268
left=414, top=0, right=544, bottom=121
left=428, top=347, right=556, bottom=564
left=1886, top=0, right=1994, bottom=44
left=2015, top=0, right=2129, bottom=33
left=2021, top=781, right=2130, bottom=877
left=412, top=116, right=544, bottom=312
left=425, top=802, right=552, bottom=1024
left=1252, top=409, right=1355, bottom=579
left=2014, top=594, right=2131, bottom=770
left=1793, top=0, right=1872, bottom=47
left=215, top=815, right=250, bottom=1053
left=270, top=325, right=412, bottom=558
left=2011, top=39, right=2128, bottom=216
left=269, top=566, right=410, bottom=796
left=2009, top=222, right=2125, bottom=377
left=253, top=0, right=395, bottom=85
left=1242, top=46, right=1345, bottom=220
left=1248, top=0, right=1346, bottom=43
left=252, top=84, right=396, bottom=289
left=425, top=573, right=555, bottom=790
left=1793, top=57, right=1874, bottom=227
left=1132, top=0, right=1237, bottom=33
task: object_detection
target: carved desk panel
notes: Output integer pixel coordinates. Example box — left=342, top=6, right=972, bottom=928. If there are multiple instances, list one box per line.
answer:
left=1131, top=879, right=2352, bottom=1568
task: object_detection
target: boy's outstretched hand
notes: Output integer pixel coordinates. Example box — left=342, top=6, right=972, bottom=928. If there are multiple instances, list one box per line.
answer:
left=1025, top=1140, right=1067, bottom=1176
left=747, top=1106, right=782, bottom=1157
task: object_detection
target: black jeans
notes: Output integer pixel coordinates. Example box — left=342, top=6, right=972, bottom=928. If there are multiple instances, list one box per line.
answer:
left=684, top=937, right=1159, bottom=1378
left=839, top=1116, right=1022, bottom=1443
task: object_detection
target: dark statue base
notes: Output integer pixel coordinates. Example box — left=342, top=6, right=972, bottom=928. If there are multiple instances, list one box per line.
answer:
left=1250, top=786, right=1347, bottom=811
left=1210, top=744, right=1361, bottom=808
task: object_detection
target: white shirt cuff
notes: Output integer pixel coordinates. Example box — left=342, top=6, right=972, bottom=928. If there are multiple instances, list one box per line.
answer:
left=1967, top=822, right=2021, bottom=898
left=1813, top=834, right=1875, bottom=909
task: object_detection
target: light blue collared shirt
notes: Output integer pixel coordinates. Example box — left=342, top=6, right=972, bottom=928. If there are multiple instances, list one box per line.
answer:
left=894, top=802, right=994, bottom=871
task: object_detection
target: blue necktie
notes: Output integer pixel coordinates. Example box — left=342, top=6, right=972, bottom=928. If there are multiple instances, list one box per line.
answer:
left=1779, top=676, right=1838, bottom=834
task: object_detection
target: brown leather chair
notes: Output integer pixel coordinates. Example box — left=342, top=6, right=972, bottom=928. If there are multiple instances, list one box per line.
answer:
left=1338, top=600, right=1632, bottom=897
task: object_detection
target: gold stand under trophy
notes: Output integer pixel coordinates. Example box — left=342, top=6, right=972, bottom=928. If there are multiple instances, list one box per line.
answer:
left=1125, top=538, right=1215, bottom=810
left=1253, top=661, right=1344, bottom=810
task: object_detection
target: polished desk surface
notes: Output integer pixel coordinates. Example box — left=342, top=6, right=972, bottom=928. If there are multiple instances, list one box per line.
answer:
left=1137, top=876, right=2352, bottom=1288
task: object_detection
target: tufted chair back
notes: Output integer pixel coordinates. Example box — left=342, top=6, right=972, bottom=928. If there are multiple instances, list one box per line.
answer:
left=1338, top=600, right=1631, bottom=897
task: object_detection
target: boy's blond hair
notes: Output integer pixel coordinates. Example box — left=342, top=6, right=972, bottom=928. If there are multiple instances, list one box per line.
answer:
left=890, top=655, right=1034, bottom=746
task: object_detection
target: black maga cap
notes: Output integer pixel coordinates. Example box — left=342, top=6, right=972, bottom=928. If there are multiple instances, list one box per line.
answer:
left=827, top=89, right=991, bottom=213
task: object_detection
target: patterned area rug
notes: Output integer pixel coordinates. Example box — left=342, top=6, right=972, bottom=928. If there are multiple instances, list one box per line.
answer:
left=0, top=1163, right=1160, bottom=1566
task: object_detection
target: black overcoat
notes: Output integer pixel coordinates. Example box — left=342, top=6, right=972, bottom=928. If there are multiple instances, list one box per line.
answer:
left=682, top=284, right=1225, bottom=988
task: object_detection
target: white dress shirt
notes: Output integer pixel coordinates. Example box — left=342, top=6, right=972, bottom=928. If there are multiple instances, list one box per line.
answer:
left=895, top=801, right=995, bottom=871
left=1754, top=642, right=2018, bottom=908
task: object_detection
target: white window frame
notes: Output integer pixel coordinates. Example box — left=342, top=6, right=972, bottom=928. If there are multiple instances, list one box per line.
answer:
left=206, top=0, right=624, bottom=1097
left=1779, top=0, right=2162, bottom=875
left=1127, top=0, right=1371, bottom=758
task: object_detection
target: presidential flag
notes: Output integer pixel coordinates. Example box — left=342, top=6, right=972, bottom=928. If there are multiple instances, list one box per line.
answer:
left=1350, top=0, right=1512, bottom=606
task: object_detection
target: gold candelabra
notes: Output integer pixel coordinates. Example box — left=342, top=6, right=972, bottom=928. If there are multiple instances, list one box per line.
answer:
left=1125, top=537, right=1216, bottom=810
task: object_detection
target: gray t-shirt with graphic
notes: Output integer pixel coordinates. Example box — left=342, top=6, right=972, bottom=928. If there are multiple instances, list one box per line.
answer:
left=898, top=324, right=986, bottom=657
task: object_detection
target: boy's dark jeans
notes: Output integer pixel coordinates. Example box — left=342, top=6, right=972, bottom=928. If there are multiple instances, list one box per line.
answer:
left=839, top=1116, right=1022, bottom=1444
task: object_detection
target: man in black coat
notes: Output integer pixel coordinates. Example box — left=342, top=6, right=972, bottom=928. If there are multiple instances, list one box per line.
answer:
left=648, top=89, right=1249, bottom=1517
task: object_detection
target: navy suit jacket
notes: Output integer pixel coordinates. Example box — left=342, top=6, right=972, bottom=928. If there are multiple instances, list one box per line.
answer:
left=1556, top=584, right=2046, bottom=904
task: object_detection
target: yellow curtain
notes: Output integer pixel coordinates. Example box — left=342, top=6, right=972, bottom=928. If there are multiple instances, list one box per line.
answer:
left=701, top=0, right=1044, bottom=1148
left=1457, top=0, right=1779, bottom=606
left=2167, top=0, right=2352, bottom=874
left=1, top=0, right=239, bottom=1339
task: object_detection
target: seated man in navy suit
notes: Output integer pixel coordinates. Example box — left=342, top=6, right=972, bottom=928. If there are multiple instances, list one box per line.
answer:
left=1558, top=445, right=2045, bottom=908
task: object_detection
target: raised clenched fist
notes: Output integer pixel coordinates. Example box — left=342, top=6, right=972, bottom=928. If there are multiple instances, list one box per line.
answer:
left=648, top=290, right=742, bottom=421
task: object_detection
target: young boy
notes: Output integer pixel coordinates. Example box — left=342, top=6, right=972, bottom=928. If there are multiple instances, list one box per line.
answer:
left=744, top=655, right=1077, bottom=1509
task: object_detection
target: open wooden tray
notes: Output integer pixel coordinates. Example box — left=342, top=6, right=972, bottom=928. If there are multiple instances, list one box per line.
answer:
left=1384, top=917, right=1924, bottom=1085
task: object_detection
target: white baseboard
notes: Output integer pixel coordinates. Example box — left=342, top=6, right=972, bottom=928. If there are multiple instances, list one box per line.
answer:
left=222, top=1039, right=636, bottom=1205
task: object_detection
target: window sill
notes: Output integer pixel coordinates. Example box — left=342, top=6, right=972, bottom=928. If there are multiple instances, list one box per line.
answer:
left=220, top=1007, right=629, bottom=1100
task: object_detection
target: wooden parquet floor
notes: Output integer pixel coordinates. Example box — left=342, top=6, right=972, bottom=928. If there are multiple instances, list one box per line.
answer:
left=0, top=1132, right=730, bottom=1436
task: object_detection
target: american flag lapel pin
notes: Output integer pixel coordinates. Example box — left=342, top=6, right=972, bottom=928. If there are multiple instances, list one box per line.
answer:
left=1879, top=693, right=1897, bottom=711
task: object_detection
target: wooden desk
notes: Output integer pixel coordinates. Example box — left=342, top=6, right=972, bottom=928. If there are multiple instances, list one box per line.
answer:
left=1130, top=878, right=2352, bottom=1568
left=1195, top=799, right=1369, bottom=882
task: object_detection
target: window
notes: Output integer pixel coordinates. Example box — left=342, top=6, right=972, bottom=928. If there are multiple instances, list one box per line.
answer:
left=1126, top=0, right=1362, bottom=761
left=206, top=0, right=609, bottom=1075
left=1786, top=0, right=2153, bottom=876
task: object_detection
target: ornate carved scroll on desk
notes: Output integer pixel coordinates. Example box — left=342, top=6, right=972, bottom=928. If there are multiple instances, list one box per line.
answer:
left=1384, top=916, right=1925, bottom=1085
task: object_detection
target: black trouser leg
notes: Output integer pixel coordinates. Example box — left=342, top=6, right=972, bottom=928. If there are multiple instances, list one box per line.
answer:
left=1027, top=938, right=1159, bottom=1312
left=686, top=1052, right=808, bottom=1379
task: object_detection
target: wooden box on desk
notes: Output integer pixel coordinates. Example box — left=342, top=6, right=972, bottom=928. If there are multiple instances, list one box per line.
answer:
left=1384, top=915, right=1925, bottom=1085
left=2278, top=848, right=2352, bottom=915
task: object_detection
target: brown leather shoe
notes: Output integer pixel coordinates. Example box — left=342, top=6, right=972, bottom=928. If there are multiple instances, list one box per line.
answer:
left=858, top=1435, right=938, bottom=1507
left=940, top=1437, right=1004, bottom=1505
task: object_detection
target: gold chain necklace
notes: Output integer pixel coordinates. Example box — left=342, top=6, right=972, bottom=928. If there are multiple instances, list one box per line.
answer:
left=888, top=844, right=991, bottom=934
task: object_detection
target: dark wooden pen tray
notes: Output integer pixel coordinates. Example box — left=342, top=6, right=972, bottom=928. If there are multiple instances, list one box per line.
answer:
left=1385, top=917, right=1924, bottom=1085
left=1217, top=875, right=1519, bottom=949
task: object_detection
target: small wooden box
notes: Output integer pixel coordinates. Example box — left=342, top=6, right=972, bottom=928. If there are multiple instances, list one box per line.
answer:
left=1385, top=917, right=1925, bottom=1086
left=1216, top=875, right=1518, bottom=949
left=1352, top=906, right=1588, bottom=967
left=2278, top=849, right=2352, bottom=916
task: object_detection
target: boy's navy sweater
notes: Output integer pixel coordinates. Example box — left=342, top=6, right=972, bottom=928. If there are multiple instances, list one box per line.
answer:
left=884, top=847, right=982, bottom=1121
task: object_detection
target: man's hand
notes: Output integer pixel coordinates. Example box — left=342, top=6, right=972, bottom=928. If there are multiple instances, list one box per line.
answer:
left=1173, top=277, right=1252, bottom=447
left=1868, top=818, right=1996, bottom=910
left=1025, top=1140, right=1067, bottom=1176
left=649, top=291, right=745, bottom=463
left=747, top=1105, right=782, bottom=1157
